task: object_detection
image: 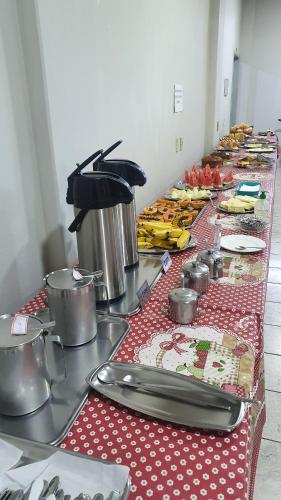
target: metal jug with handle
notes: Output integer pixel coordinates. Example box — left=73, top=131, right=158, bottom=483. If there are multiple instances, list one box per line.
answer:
left=44, top=268, right=108, bottom=346
left=180, top=261, right=210, bottom=294
left=0, top=314, right=65, bottom=416
left=197, top=239, right=223, bottom=280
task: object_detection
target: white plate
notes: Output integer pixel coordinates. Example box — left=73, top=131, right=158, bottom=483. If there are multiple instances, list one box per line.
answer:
left=220, top=234, right=266, bottom=253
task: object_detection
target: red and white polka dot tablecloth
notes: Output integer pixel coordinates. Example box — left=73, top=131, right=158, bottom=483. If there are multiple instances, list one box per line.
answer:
left=21, top=143, right=278, bottom=500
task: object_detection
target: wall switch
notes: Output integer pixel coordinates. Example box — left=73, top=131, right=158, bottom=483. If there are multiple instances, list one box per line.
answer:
left=175, top=137, right=180, bottom=153
left=216, top=121, right=219, bottom=132
left=180, top=137, right=184, bottom=151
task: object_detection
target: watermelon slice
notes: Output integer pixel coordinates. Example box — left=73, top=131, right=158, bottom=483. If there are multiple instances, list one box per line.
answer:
left=192, top=165, right=199, bottom=182
left=213, top=170, right=223, bottom=187
left=184, top=170, right=191, bottom=186
left=204, top=164, right=212, bottom=178
left=223, top=170, right=234, bottom=185
left=203, top=173, right=213, bottom=189
left=198, top=170, right=205, bottom=188
left=190, top=172, right=199, bottom=188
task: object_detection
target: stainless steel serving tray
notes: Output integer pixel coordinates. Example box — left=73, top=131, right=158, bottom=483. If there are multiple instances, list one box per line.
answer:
left=86, top=362, right=247, bottom=432
left=0, top=314, right=130, bottom=445
left=0, top=432, right=130, bottom=499
left=138, top=235, right=197, bottom=255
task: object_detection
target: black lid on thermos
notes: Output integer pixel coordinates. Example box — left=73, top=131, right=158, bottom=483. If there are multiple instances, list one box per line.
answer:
left=94, top=159, right=147, bottom=187
left=66, top=140, right=122, bottom=205
left=68, top=172, right=133, bottom=232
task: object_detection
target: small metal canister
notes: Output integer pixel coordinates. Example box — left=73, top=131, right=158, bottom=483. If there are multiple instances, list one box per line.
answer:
left=180, top=261, right=210, bottom=294
left=197, top=249, right=223, bottom=280
left=168, top=288, right=199, bottom=324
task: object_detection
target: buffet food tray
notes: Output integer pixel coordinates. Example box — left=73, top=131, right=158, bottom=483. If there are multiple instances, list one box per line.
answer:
left=164, top=192, right=217, bottom=201
left=209, top=182, right=237, bottom=191
left=217, top=206, right=254, bottom=215
left=0, top=314, right=130, bottom=445
left=0, top=432, right=131, bottom=499
left=138, top=235, right=197, bottom=255
left=86, top=361, right=247, bottom=432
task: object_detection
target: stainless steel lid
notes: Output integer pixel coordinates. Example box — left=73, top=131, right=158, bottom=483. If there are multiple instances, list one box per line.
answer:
left=182, top=261, right=210, bottom=277
left=0, top=314, right=43, bottom=349
left=45, top=268, right=93, bottom=290
left=198, top=249, right=222, bottom=262
left=168, top=288, right=199, bottom=304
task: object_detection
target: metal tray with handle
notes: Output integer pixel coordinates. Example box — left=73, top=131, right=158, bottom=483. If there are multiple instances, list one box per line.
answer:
left=86, top=361, right=247, bottom=432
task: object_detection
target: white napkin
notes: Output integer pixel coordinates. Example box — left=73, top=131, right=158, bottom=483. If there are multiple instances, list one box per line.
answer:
left=239, top=184, right=260, bottom=192
left=5, top=451, right=130, bottom=497
left=0, top=439, right=23, bottom=475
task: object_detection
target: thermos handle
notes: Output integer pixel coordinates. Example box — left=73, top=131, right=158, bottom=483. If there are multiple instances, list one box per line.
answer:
left=94, top=281, right=110, bottom=315
left=44, top=332, right=67, bottom=385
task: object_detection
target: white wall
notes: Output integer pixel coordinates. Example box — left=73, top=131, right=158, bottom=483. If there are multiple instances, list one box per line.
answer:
left=205, top=0, right=242, bottom=150
left=237, top=0, right=281, bottom=131
left=0, top=0, right=47, bottom=313
left=2, top=0, right=243, bottom=311
left=35, top=0, right=211, bottom=264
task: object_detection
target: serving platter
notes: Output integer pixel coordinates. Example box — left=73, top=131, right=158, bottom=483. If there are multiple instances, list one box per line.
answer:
left=138, top=235, right=197, bottom=255
left=209, top=182, right=237, bottom=191
left=164, top=192, right=216, bottom=201
left=86, top=361, right=247, bottom=432
left=217, top=206, right=254, bottom=215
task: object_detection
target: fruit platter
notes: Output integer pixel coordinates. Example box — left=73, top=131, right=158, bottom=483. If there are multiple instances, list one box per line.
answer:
left=137, top=198, right=205, bottom=252
left=218, top=195, right=257, bottom=214
left=176, top=165, right=236, bottom=191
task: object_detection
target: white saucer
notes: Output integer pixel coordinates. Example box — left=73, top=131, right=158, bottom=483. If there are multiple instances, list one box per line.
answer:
left=220, top=234, right=266, bottom=253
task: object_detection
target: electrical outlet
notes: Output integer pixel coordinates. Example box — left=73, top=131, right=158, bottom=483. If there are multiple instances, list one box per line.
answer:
left=175, top=137, right=180, bottom=153
left=180, top=137, right=184, bottom=151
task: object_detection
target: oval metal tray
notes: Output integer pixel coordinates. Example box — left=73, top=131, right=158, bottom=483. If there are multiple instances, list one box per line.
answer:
left=86, top=362, right=247, bottom=432
left=138, top=235, right=197, bottom=255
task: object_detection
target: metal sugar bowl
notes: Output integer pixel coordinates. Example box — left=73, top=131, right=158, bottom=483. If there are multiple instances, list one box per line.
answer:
left=180, top=261, right=210, bottom=294
left=197, top=248, right=223, bottom=280
left=168, top=288, right=199, bottom=324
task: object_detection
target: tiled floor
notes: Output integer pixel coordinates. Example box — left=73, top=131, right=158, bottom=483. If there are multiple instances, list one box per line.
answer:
left=254, top=161, right=281, bottom=499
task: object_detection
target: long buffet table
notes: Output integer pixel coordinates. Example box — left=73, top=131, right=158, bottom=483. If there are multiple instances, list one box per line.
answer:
left=21, top=142, right=278, bottom=500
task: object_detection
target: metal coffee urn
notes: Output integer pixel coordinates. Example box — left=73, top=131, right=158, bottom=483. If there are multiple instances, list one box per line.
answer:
left=68, top=172, right=133, bottom=302
left=94, top=159, right=146, bottom=268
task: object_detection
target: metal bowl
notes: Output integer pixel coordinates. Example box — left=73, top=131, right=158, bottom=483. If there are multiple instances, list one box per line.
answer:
left=239, top=215, right=267, bottom=232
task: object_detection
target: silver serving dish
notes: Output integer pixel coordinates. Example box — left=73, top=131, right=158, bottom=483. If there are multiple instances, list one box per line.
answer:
left=209, top=182, right=237, bottom=191
left=138, top=235, right=197, bottom=255
left=0, top=432, right=130, bottom=499
left=86, top=362, right=247, bottom=432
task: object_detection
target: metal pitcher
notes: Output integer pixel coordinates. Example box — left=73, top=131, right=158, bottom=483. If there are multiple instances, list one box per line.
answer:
left=180, top=261, right=210, bottom=294
left=45, top=268, right=107, bottom=347
left=0, top=314, right=64, bottom=416
left=197, top=249, right=223, bottom=280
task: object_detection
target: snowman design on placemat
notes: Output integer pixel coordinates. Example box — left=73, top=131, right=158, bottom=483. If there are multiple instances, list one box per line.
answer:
left=135, top=326, right=254, bottom=396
